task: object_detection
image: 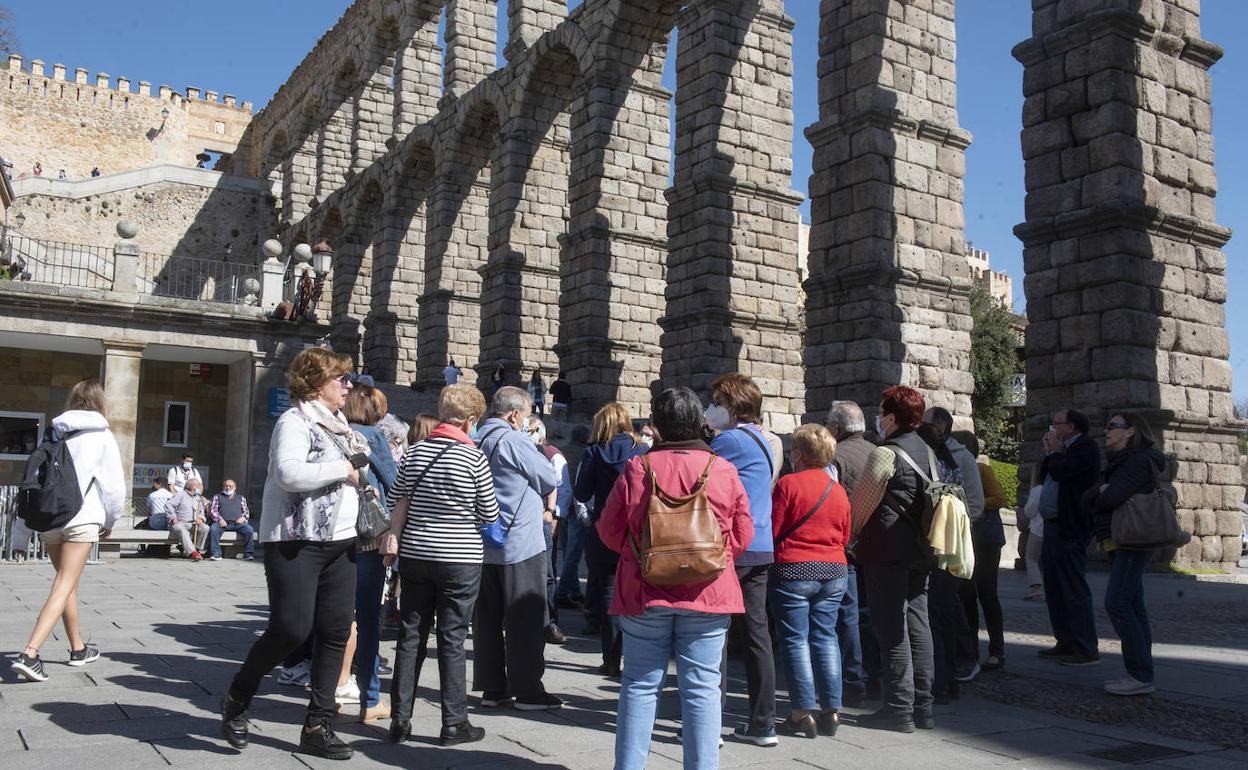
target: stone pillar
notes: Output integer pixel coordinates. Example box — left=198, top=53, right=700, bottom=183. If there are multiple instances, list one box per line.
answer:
left=505, top=0, right=567, bottom=60
left=443, top=0, right=497, bottom=102
left=102, top=342, right=144, bottom=495
left=804, top=0, right=974, bottom=424
left=394, top=5, right=442, bottom=135
left=112, top=220, right=142, bottom=298
left=1015, top=0, right=1239, bottom=567
left=260, top=239, right=285, bottom=313
left=661, top=0, right=805, bottom=433
left=318, top=101, right=352, bottom=197
left=225, top=357, right=254, bottom=493
left=246, top=350, right=290, bottom=507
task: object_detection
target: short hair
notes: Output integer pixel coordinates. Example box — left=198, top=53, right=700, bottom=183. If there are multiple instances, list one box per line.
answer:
left=1060, top=408, right=1090, bottom=434
left=377, top=413, right=409, bottom=447
left=488, top=386, right=531, bottom=418
left=343, top=384, right=388, bottom=426
left=793, top=424, right=837, bottom=467
left=151, top=480, right=165, bottom=491
left=287, top=347, right=352, bottom=402
left=590, top=403, right=633, bottom=445
left=880, top=386, right=925, bottom=430
left=223, top=479, right=236, bottom=488
left=926, top=406, right=954, bottom=436
left=184, top=478, right=202, bottom=492
left=1109, top=412, right=1157, bottom=449
left=181, top=452, right=194, bottom=460
left=952, top=430, right=979, bottom=456
left=826, top=400, right=865, bottom=433
left=65, top=380, right=106, bottom=414
left=711, top=373, right=763, bottom=424
left=439, top=384, right=486, bottom=423
left=408, top=413, right=439, bottom=443
left=652, top=387, right=704, bottom=442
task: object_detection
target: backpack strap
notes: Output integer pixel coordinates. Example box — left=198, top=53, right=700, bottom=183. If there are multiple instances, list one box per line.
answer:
left=733, top=426, right=775, bottom=481
left=775, top=477, right=836, bottom=546
left=889, top=445, right=937, bottom=485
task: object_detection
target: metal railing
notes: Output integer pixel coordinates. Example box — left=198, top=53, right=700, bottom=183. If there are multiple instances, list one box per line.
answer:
left=140, top=252, right=262, bottom=305
left=1, top=230, right=115, bottom=289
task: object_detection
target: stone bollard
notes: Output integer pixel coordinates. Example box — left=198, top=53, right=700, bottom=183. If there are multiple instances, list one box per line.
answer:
left=112, top=220, right=141, bottom=298
left=259, top=239, right=285, bottom=313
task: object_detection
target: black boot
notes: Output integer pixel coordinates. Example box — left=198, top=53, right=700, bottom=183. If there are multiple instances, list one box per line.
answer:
left=388, top=719, right=411, bottom=744
left=440, top=721, right=486, bottom=746
left=854, top=709, right=916, bottom=733
left=220, top=694, right=250, bottom=749
left=300, top=717, right=353, bottom=760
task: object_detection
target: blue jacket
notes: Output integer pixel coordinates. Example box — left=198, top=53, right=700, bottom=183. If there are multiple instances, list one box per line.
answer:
left=476, top=417, right=559, bottom=565
left=351, top=423, right=399, bottom=510
left=575, top=432, right=646, bottom=566
left=711, top=424, right=776, bottom=564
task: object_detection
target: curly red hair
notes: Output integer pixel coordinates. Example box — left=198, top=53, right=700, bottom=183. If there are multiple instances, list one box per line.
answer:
left=880, top=386, right=925, bottom=430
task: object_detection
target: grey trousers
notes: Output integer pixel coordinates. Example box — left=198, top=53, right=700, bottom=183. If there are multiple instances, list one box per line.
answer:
left=170, top=521, right=207, bottom=554
left=864, top=562, right=934, bottom=717
left=473, top=552, right=549, bottom=699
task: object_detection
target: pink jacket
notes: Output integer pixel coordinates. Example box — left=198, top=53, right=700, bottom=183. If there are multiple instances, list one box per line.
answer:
left=597, top=443, right=754, bottom=617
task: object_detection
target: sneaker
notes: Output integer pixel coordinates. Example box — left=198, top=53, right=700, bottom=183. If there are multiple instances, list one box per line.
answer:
left=853, top=709, right=916, bottom=733
left=300, top=718, right=353, bottom=760
left=236, top=553, right=254, bottom=560
left=220, top=694, right=250, bottom=749
left=208, top=554, right=222, bottom=561
left=515, top=693, right=563, bottom=711
left=1059, top=652, right=1101, bottom=667
left=335, top=674, right=361, bottom=705
left=1037, top=645, right=1070, bottom=659
left=676, top=727, right=724, bottom=747
left=11, top=652, right=48, bottom=682
left=982, top=655, right=1005, bottom=671
left=440, top=721, right=486, bottom=746
left=732, top=725, right=779, bottom=746
left=955, top=661, right=980, bottom=683
left=277, top=659, right=312, bottom=687
left=1104, top=675, right=1155, bottom=696
left=67, top=644, right=100, bottom=667
left=480, top=692, right=515, bottom=708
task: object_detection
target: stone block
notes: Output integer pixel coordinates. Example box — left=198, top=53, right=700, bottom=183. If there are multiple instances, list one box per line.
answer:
left=1194, top=508, right=1217, bottom=536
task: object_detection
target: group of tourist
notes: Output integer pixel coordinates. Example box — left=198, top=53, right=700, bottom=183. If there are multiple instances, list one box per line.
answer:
left=9, top=349, right=1178, bottom=767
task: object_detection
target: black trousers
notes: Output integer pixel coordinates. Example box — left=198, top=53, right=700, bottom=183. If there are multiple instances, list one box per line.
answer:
left=1042, top=535, right=1099, bottom=656
left=719, top=564, right=776, bottom=731
left=928, top=569, right=968, bottom=697
left=590, top=560, right=622, bottom=669
left=391, top=558, right=481, bottom=726
left=230, top=539, right=357, bottom=722
left=473, top=552, right=549, bottom=698
left=864, top=562, right=933, bottom=717
left=957, top=538, right=1005, bottom=662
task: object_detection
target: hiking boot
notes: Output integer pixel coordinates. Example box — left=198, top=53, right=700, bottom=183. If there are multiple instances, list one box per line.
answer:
left=300, top=718, right=353, bottom=760
left=440, top=721, right=486, bottom=746
left=11, top=652, right=48, bottom=682
left=67, top=644, right=100, bottom=667
left=220, top=694, right=250, bottom=749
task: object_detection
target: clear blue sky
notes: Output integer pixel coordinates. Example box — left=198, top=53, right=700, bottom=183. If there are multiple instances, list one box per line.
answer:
left=7, top=0, right=1245, bottom=401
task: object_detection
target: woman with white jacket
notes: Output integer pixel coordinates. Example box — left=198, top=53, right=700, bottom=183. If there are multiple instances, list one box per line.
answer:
left=11, top=380, right=125, bottom=682
left=220, top=347, right=365, bottom=761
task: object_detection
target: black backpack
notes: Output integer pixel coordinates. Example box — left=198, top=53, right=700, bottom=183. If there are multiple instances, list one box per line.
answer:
left=17, top=429, right=94, bottom=532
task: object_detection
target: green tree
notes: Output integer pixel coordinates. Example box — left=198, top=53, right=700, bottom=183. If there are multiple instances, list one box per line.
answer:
left=969, top=284, right=1019, bottom=462
left=0, top=7, right=16, bottom=58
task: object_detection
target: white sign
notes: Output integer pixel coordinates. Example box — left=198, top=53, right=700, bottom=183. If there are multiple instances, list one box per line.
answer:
left=1008, top=373, right=1026, bottom=408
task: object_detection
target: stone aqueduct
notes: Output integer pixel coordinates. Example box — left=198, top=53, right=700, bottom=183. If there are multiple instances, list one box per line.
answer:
left=236, top=0, right=1239, bottom=563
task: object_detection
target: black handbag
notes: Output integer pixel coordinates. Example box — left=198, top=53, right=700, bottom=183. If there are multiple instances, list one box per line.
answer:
left=1109, top=462, right=1186, bottom=549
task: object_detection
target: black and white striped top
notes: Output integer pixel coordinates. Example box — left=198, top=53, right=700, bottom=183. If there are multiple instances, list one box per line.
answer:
left=389, top=437, right=500, bottom=564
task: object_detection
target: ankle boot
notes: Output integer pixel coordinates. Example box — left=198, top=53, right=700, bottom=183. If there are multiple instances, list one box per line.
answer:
left=776, top=710, right=818, bottom=739
left=817, top=709, right=839, bottom=737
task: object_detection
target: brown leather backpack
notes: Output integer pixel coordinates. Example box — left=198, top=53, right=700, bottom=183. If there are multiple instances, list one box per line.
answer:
left=628, top=453, right=728, bottom=586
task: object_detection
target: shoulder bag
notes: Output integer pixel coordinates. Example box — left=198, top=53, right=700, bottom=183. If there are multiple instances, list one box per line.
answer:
left=628, top=453, right=727, bottom=586
left=1110, top=460, right=1187, bottom=549
left=734, top=426, right=776, bottom=483
left=774, top=477, right=837, bottom=547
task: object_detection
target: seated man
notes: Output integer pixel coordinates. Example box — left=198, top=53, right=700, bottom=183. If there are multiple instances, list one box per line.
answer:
left=166, top=479, right=209, bottom=561
left=147, top=480, right=173, bottom=531
left=208, top=479, right=255, bottom=561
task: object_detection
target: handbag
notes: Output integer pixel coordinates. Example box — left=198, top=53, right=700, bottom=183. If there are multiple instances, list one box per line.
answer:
left=628, top=454, right=727, bottom=586
left=1110, top=461, right=1185, bottom=548
left=355, top=484, right=389, bottom=541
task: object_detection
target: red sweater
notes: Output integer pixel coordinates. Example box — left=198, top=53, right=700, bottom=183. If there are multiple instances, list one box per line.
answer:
left=770, top=469, right=850, bottom=565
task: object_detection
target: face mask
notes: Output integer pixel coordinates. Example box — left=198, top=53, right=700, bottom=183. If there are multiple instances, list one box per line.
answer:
left=521, top=416, right=532, bottom=432
left=468, top=422, right=480, bottom=441
left=182, top=462, right=192, bottom=470
left=638, top=435, right=654, bottom=450
left=704, top=404, right=733, bottom=431
left=223, top=490, right=234, bottom=497
left=874, top=414, right=884, bottom=436
left=531, top=426, right=546, bottom=447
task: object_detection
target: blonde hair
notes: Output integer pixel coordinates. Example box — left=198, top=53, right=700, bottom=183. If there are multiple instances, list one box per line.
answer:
left=439, top=384, right=486, bottom=424
left=287, top=347, right=352, bottom=402
left=792, top=423, right=837, bottom=468
left=65, top=380, right=106, bottom=414
left=591, top=402, right=633, bottom=445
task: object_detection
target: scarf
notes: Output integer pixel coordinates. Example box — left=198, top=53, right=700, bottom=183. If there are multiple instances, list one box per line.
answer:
left=299, top=399, right=370, bottom=457
left=428, top=422, right=475, bottom=445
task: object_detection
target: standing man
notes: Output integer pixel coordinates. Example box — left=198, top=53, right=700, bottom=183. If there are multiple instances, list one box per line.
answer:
left=166, top=479, right=209, bottom=561
left=473, top=387, right=562, bottom=710
left=208, top=480, right=255, bottom=561
left=529, top=417, right=572, bottom=644
left=825, top=400, right=876, bottom=706
left=549, top=372, right=572, bottom=422
left=168, top=453, right=203, bottom=493
left=444, top=358, right=464, bottom=386
left=146, top=480, right=173, bottom=531
left=1038, top=409, right=1101, bottom=666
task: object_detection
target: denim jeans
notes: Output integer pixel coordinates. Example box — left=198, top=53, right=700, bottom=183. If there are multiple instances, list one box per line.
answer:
left=616, top=608, right=728, bottom=770
left=209, top=522, right=254, bottom=558
left=1105, top=548, right=1154, bottom=683
left=837, top=562, right=867, bottom=695
left=556, top=514, right=587, bottom=602
left=354, top=550, right=386, bottom=708
left=544, top=521, right=559, bottom=625
left=591, top=561, right=622, bottom=669
left=147, top=513, right=169, bottom=531
left=770, top=573, right=848, bottom=711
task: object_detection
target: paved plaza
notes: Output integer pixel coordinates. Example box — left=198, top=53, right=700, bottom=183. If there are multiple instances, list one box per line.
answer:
left=1, top=555, right=1247, bottom=769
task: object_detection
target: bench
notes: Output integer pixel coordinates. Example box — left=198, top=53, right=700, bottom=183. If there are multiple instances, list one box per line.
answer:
left=98, top=528, right=239, bottom=559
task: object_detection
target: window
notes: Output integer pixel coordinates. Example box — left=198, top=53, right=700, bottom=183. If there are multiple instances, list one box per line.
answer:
left=0, top=411, right=45, bottom=461
left=163, top=401, right=190, bottom=448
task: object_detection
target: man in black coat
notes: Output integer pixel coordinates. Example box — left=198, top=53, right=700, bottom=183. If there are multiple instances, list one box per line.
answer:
left=1037, top=409, right=1101, bottom=665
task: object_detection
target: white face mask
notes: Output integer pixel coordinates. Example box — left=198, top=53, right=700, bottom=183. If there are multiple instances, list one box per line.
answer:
left=223, top=490, right=234, bottom=497
left=704, top=404, right=733, bottom=431
left=182, top=462, right=193, bottom=470
left=530, top=425, right=546, bottom=447
left=874, top=414, right=883, bottom=436
left=519, top=415, right=531, bottom=432
left=638, top=435, right=654, bottom=450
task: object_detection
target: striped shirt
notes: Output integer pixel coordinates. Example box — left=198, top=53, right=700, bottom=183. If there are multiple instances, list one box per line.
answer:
left=388, top=437, right=500, bottom=564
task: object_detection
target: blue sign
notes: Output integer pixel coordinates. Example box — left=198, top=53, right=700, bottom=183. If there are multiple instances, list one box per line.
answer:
left=268, top=387, right=291, bottom=417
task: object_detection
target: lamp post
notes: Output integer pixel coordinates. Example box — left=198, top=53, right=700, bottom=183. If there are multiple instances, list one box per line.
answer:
left=308, top=239, right=333, bottom=320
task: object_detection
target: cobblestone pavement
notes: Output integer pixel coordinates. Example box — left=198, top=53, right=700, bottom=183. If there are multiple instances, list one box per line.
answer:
left=1, top=555, right=1246, bottom=769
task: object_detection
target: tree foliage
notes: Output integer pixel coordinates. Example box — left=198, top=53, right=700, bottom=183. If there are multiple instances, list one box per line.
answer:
left=969, top=284, right=1020, bottom=462
left=0, top=7, right=16, bottom=58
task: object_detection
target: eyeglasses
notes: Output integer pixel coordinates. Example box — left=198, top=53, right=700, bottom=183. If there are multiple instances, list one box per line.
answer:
left=335, top=374, right=352, bottom=386
left=1106, top=422, right=1129, bottom=431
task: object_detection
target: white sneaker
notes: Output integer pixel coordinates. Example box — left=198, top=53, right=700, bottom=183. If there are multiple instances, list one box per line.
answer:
left=335, top=674, right=361, bottom=705
left=1104, top=675, right=1155, bottom=696
left=277, top=659, right=311, bottom=687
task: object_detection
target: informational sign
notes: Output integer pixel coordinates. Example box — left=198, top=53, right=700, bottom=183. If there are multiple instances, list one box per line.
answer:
left=1008, top=373, right=1026, bottom=408
left=268, top=387, right=291, bottom=417
left=133, top=463, right=209, bottom=491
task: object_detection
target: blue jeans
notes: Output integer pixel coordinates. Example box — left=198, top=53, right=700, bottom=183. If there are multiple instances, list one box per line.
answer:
left=837, top=563, right=866, bottom=695
left=147, top=513, right=169, bottom=531
left=617, top=608, right=728, bottom=770
left=770, top=573, right=848, bottom=711
left=1105, top=548, right=1154, bottom=683
left=544, top=521, right=558, bottom=625
left=556, top=514, right=586, bottom=601
left=355, top=550, right=387, bottom=707
left=208, top=521, right=254, bottom=557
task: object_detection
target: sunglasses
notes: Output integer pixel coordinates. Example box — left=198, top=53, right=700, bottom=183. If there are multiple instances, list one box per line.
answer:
left=1106, top=422, right=1129, bottom=431
left=335, top=374, right=353, bottom=386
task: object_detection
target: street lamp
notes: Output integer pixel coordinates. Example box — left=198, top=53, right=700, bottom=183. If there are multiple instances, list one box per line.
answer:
left=295, top=239, right=333, bottom=322
left=312, top=239, right=334, bottom=275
